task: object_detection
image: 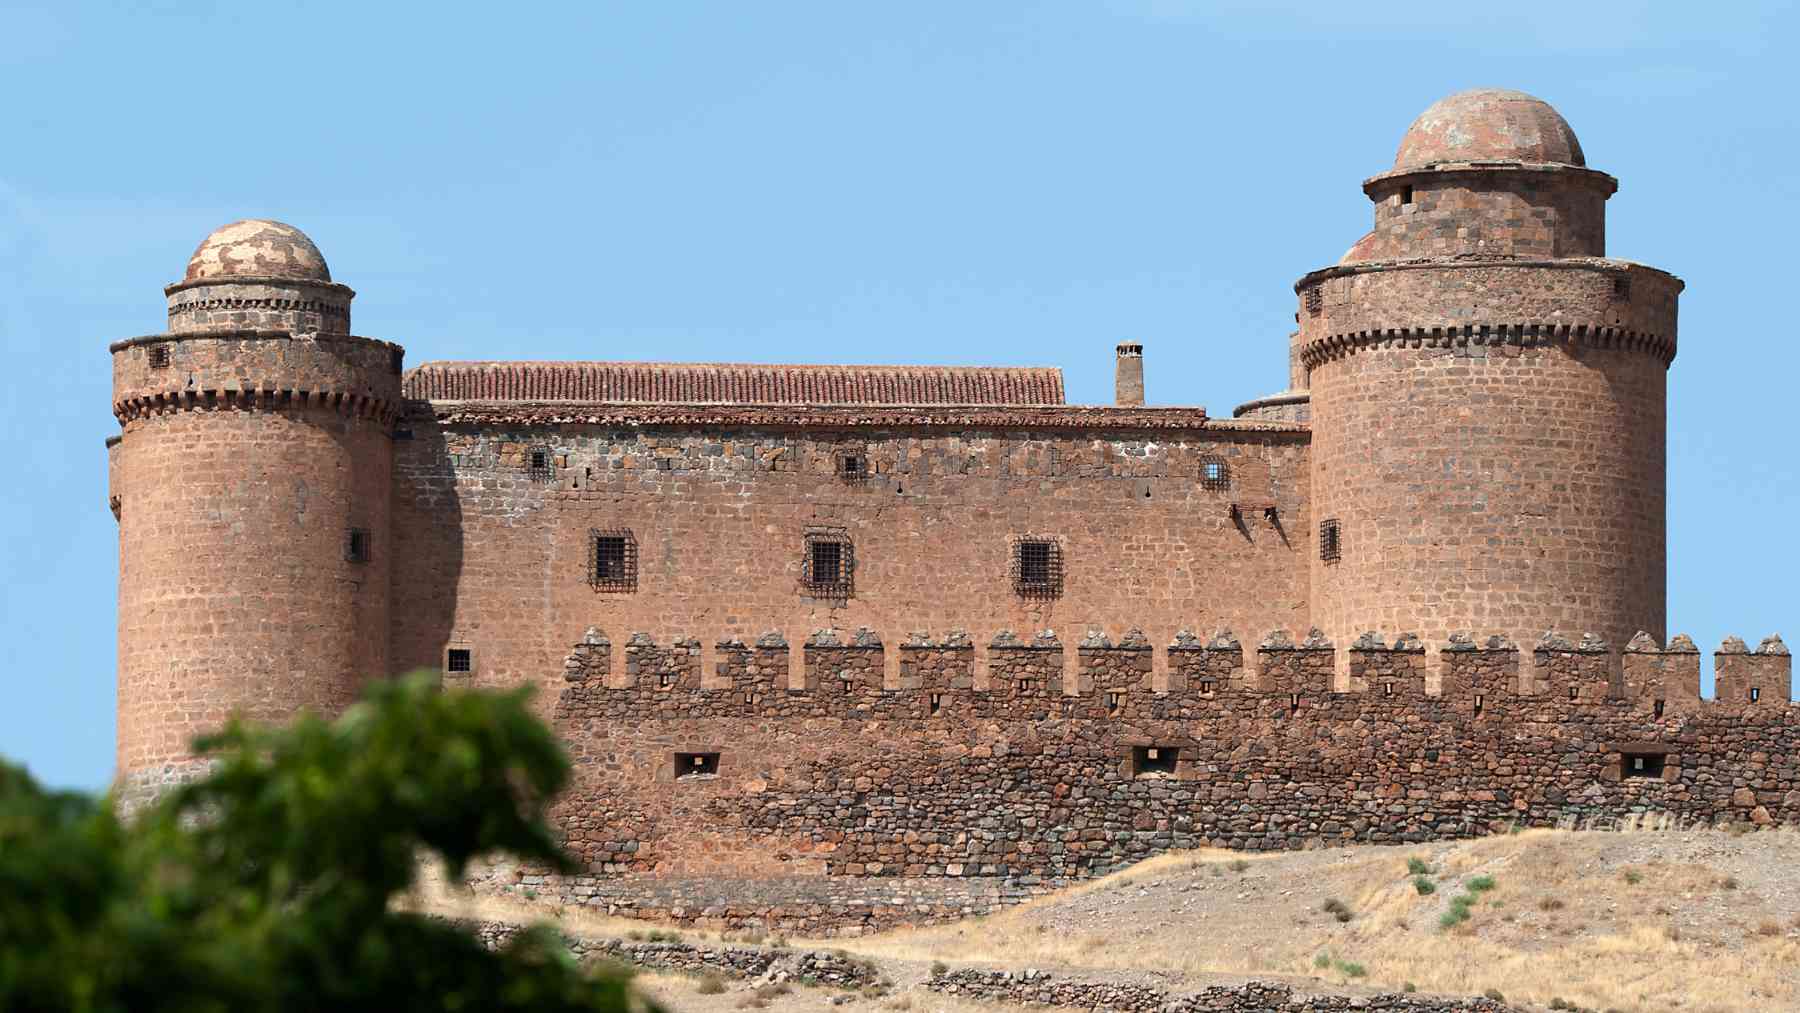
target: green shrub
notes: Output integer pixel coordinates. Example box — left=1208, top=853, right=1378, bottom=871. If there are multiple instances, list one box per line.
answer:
left=1230, top=859, right=1250, bottom=873
left=1406, top=856, right=1431, bottom=875
left=1485, top=988, right=1506, bottom=1001
left=1335, top=960, right=1367, bottom=978
left=1403, top=982, right=1418, bottom=993
left=1413, top=876, right=1436, bottom=896
left=1314, top=951, right=1332, bottom=969
left=1467, top=875, right=1497, bottom=893
left=930, top=961, right=949, bottom=977
left=1622, top=868, right=1643, bottom=885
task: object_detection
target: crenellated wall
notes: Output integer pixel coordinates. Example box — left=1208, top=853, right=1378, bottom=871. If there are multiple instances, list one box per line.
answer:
left=518, top=625, right=1796, bottom=932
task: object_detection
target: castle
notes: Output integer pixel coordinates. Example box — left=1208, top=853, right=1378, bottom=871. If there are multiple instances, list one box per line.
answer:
left=108, top=90, right=1797, bottom=930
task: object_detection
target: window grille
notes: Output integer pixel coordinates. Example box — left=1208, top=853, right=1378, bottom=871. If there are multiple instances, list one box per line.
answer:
left=1319, top=519, right=1341, bottom=562
left=801, top=529, right=854, bottom=599
left=1011, top=536, right=1064, bottom=599
left=527, top=446, right=554, bottom=482
left=346, top=528, right=372, bottom=564
left=1199, top=455, right=1231, bottom=492
left=445, top=648, right=472, bottom=674
left=148, top=344, right=171, bottom=369
left=836, top=451, right=870, bottom=483
left=1305, top=286, right=1323, bottom=316
left=588, top=529, right=638, bottom=591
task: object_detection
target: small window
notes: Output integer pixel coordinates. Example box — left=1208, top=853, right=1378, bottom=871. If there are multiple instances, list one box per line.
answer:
left=1289, top=692, right=1301, bottom=714
left=1382, top=681, right=1394, bottom=697
left=802, top=529, right=854, bottom=598
left=1305, top=286, right=1323, bottom=316
left=929, top=692, right=943, bottom=715
left=1622, top=753, right=1666, bottom=779
left=588, top=529, right=638, bottom=592
left=675, top=752, right=719, bottom=779
left=445, top=648, right=472, bottom=674
left=1012, top=537, right=1064, bottom=599
left=1197, top=678, right=1217, bottom=694
left=1653, top=699, right=1665, bottom=718
left=836, top=451, right=869, bottom=483
left=1750, top=687, right=1762, bottom=703
left=1399, top=184, right=1414, bottom=205
left=1569, top=685, right=1580, bottom=701
left=1319, top=519, right=1341, bottom=562
left=1612, top=275, right=1630, bottom=300
left=147, top=344, right=171, bottom=369
left=527, top=446, right=554, bottom=482
left=346, top=528, right=372, bottom=564
left=1132, top=746, right=1178, bottom=777
left=657, top=672, right=673, bottom=689
left=1107, top=692, right=1124, bottom=715
left=1473, top=694, right=1485, bottom=714
left=1015, top=678, right=1038, bottom=694
left=1199, top=456, right=1231, bottom=492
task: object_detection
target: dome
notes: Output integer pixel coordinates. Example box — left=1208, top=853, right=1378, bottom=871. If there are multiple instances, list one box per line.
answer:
left=1393, top=89, right=1584, bottom=170
left=1339, top=231, right=1379, bottom=265
left=183, top=219, right=330, bottom=283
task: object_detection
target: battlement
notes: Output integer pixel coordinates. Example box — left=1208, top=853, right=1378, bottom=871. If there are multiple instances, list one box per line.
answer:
left=551, top=627, right=1793, bottom=723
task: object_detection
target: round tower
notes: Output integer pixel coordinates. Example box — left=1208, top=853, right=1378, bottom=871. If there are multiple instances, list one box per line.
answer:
left=109, top=220, right=403, bottom=805
left=1300, top=90, right=1681, bottom=652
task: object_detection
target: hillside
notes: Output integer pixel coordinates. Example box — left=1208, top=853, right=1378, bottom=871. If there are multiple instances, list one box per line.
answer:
left=427, top=826, right=1800, bottom=1012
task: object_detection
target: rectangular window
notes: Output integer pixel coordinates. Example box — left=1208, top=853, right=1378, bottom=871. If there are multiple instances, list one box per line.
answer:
left=1399, top=184, right=1414, bottom=205
left=1622, top=753, right=1666, bottom=779
left=1107, top=691, right=1124, bottom=715
left=445, top=648, right=472, bottom=674
left=675, top=752, right=719, bottom=779
left=346, top=528, right=372, bottom=564
left=1199, top=455, right=1231, bottom=492
left=1319, top=519, right=1341, bottom=562
left=147, top=344, right=171, bottom=369
left=1131, top=746, right=1178, bottom=777
left=1305, top=286, right=1323, bottom=316
left=1012, top=536, right=1064, bottom=599
left=527, top=446, right=554, bottom=482
left=929, top=692, right=943, bottom=715
left=836, top=451, right=869, bottom=483
left=802, top=529, right=854, bottom=598
left=1197, top=678, right=1217, bottom=694
left=1612, top=275, right=1631, bottom=300
left=588, top=529, right=638, bottom=591
left=1750, top=687, right=1762, bottom=703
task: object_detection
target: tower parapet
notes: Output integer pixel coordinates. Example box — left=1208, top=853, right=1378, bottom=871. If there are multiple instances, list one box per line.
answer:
left=109, top=220, right=401, bottom=805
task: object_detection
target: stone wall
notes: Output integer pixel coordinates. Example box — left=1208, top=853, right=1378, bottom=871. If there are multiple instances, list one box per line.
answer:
left=926, top=969, right=1520, bottom=1012
left=523, top=627, right=1796, bottom=932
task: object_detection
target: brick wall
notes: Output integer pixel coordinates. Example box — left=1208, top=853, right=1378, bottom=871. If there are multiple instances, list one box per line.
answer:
left=388, top=421, right=1312, bottom=720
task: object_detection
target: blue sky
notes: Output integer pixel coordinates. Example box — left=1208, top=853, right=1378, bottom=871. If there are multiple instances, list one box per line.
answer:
left=3, top=2, right=1796, bottom=789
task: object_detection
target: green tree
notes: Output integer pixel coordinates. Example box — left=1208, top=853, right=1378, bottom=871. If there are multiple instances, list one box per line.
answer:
left=0, top=673, right=650, bottom=1012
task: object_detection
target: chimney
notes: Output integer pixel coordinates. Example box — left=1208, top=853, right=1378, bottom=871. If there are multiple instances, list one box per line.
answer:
left=1115, top=342, right=1145, bottom=406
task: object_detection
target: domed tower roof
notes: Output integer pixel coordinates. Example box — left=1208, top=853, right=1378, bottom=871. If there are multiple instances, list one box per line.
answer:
left=183, top=219, right=331, bottom=283
left=1393, top=88, right=1584, bottom=170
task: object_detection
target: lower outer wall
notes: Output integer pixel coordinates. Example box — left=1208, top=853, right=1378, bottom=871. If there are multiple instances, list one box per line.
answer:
left=1308, top=343, right=1666, bottom=652
left=114, top=407, right=391, bottom=777
left=476, top=687, right=1800, bottom=934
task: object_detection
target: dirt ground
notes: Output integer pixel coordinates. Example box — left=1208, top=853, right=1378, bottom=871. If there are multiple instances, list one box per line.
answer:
left=426, top=825, right=1800, bottom=1013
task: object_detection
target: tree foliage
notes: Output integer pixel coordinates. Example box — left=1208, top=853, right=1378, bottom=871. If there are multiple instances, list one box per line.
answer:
left=0, top=674, right=647, bottom=1013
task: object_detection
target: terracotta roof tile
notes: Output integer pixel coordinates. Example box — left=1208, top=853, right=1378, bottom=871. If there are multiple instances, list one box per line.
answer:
left=402, top=361, right=1065, bottom=405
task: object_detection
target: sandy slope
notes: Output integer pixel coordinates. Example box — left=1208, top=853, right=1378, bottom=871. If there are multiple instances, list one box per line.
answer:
left=426, top=826, right=1800, bottom=1012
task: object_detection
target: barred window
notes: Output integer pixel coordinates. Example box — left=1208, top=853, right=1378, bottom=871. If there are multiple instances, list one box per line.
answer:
left=147, top=344, right=171, bottom=369
left=445, top=648, right=472, bottom=674
left=1199, top=455, right=1230, bottom=492
left=527, top=446, right=554, bottom=482
left=802, top=529, right=854, bottom=598
left=1319, top=518, right=1341, bottom=562
left=1012, top=537, right=1063, bottom=598
left=588, top=529, right=638, bottom=591
left=1305, top=286, right=1323, bottom=316
left=346, top=528, right=372, bottom=564
left=836, top=450, right=869, bottom=483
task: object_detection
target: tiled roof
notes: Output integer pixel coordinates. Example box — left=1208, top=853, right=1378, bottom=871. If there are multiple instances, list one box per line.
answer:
left=412, top=401, right=1270, bottom=435
left=402, top=361, right=1065, bottom=405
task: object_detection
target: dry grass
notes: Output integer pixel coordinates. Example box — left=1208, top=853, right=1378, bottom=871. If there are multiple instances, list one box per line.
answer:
left=812, top=828, right=1800, bottom=1013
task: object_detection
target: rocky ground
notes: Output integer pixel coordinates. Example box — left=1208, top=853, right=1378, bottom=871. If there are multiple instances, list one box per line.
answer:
left=424, top=826, right=1800, bottom=1012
